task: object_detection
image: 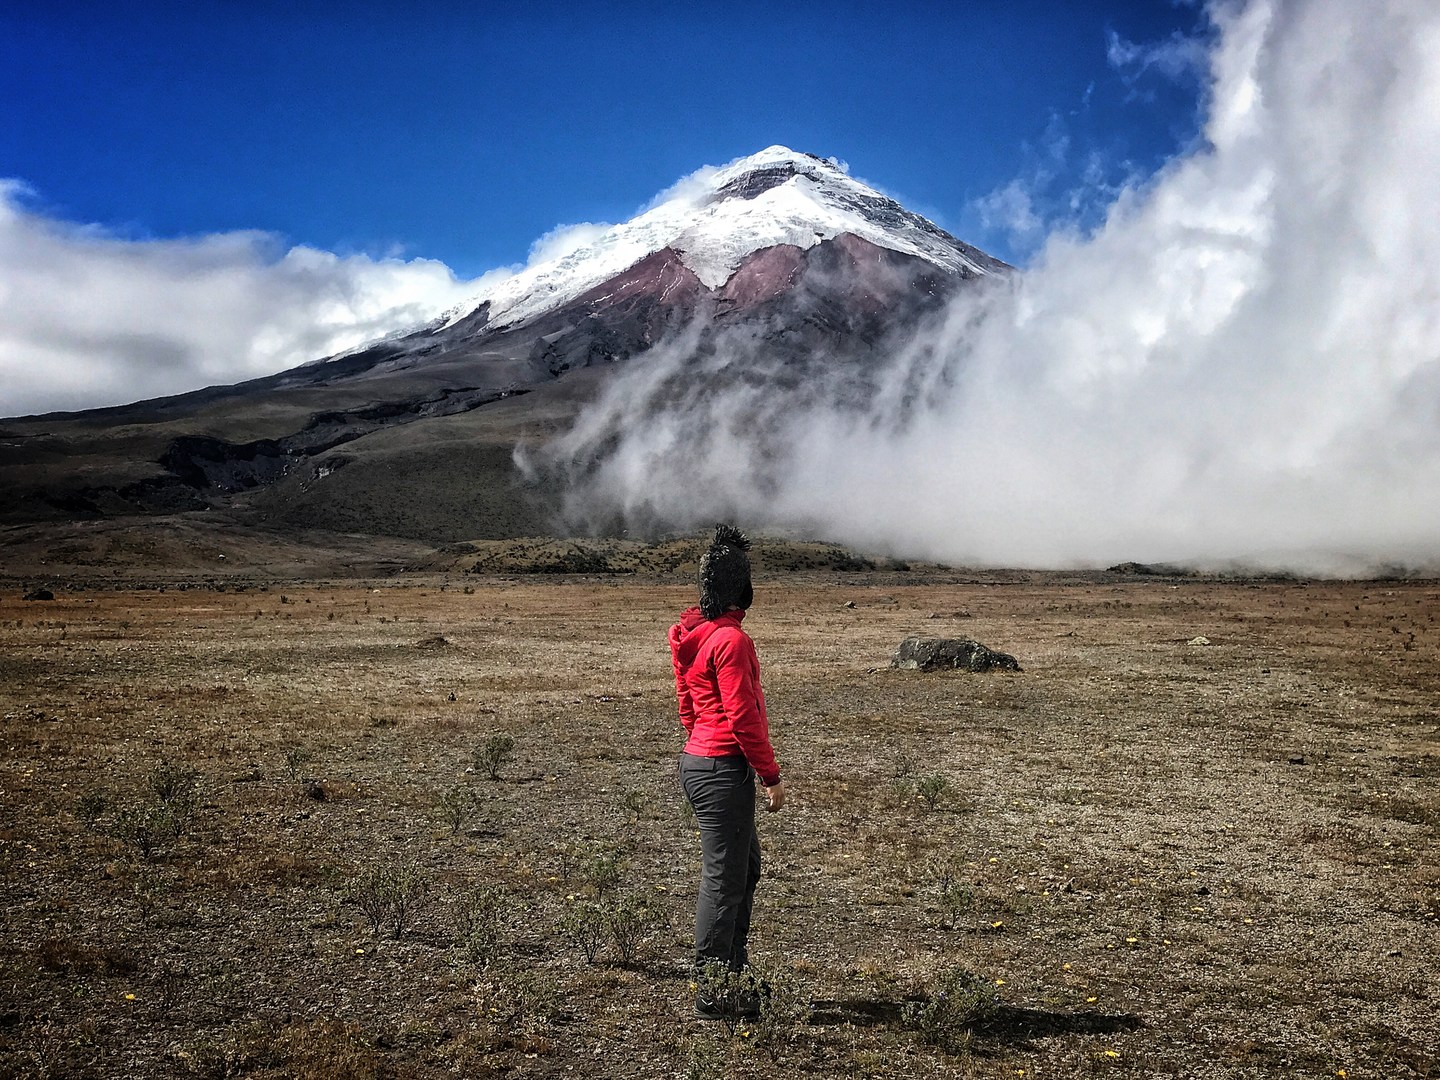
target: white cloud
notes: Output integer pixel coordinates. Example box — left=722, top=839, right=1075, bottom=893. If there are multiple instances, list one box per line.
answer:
left=0, top=186, right=511, bottom=417
left=641, top=165, right=722, bottom=212
left=974, top=179, right=1045, bottom=240
left=539, top=0, right=1440, bottom=573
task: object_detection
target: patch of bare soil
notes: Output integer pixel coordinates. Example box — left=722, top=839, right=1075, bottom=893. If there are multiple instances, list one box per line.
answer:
left=0, top=576, right=1436, bottom=1078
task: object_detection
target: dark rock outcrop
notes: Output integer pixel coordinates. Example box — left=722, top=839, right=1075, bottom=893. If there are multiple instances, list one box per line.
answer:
left=890, top=636, right=1022, bottom=673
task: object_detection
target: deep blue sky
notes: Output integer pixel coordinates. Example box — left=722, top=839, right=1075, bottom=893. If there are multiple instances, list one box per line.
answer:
left=2, top=0, right=1208, bottom=275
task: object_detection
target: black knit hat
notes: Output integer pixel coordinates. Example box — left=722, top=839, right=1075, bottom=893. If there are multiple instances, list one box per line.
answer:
left=699, top=524, right=753, bottom=620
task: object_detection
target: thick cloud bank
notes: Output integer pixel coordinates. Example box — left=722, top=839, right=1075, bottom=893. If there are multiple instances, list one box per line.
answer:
left=541, top=0, right=1440, bottom=573
left=0, top=185, right=506, bottom=418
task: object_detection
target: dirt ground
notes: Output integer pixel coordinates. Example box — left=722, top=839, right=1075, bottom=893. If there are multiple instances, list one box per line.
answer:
left=1, top=571, right=1436, bottom=1078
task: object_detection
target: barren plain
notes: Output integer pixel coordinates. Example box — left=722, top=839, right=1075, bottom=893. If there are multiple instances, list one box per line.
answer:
left=1, top=568, right=1436, bottom=1078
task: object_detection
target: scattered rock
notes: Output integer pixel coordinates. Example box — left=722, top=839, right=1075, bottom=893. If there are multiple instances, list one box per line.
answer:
left=23, top=588, right=54, bottom=601
left=926, top=610, right=971, bottom=619
left=890, top=636, right=1022, bottom=673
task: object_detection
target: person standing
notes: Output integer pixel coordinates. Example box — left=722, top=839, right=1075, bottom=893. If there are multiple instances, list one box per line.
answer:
left=669, top=525, right=786, bottom=1019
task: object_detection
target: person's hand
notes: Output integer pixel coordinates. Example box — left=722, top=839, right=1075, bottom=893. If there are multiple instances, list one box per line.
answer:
left=762, top=780, right=786, bottom=813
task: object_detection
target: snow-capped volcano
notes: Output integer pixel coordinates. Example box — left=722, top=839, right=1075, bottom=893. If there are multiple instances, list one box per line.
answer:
left=1, top=147, right=1011, bottom=541
left=440, top=146, right=1008, bottom=333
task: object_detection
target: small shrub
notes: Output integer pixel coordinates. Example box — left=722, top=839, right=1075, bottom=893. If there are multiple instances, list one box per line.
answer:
left=454, top=885, right=506, bottom=968
left=939, top=880, right=976, bottom=930
left=75, top=790, right=111, bottom=831
left=605, top=891, right=655, bottom=967
left=901, top=966, right=1000, bottom=1054
left=557, top=900, right=606, bottom=964
left=434, top=785, right=481, bottom=836
left=916, top=773, right=952, bottom=811
left=284, top=746, right=313, bottom=783
left=748, top=963, right=807, bottom=1055
left=926, top=856, right=975, bottom=929
left=77, top=762, right=204, bottom=860
left=147, top=760, right=201, bottom=805
left=582, top=846, right=627, bottom=899
left=130, top=867, right=172, bottom=925
left=552, top=841, right=582, bottom=882
left=347, top=861, right=431, bottom=939
left=111, top=801, right=191, bottom=859
left=475, top=734, right=515, bottom=780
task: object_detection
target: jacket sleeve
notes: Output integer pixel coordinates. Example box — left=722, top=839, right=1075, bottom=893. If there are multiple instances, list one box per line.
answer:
left=673, top=652, right=696, bottom=734
left=669, top=622, right=697, bottom=734
left=711, top=630, right=781, bottom=786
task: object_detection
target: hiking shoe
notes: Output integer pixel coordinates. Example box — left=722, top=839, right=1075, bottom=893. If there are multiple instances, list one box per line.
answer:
left=693, top=989, right=762, bottom=1020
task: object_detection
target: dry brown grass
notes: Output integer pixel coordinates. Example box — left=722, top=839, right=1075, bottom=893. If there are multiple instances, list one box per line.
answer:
left=0, top=573, right=1437, bottom=1077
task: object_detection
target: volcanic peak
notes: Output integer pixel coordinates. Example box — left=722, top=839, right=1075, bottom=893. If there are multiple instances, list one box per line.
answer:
left=438, top=146, right=1006, bottom=335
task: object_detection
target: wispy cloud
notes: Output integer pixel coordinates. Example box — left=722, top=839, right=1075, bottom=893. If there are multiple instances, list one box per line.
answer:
left=1107, top=26, right=1211, bottom=86
left=0, top=184, right=509, bottom=417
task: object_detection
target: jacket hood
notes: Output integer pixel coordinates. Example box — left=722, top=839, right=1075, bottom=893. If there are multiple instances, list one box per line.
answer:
left=669, top=606, right=744, bottom=670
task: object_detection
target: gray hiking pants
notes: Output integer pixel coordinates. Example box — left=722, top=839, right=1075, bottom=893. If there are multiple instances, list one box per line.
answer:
left=680, top=752, right=761, bottom=973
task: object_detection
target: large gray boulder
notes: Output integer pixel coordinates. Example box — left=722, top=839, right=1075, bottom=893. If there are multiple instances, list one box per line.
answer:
left=890, top=636, right=1021, bottom=673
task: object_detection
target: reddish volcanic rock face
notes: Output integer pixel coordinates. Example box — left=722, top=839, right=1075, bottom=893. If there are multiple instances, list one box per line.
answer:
left=566, top=234, right=958, bottom=325
left=810, top=233, right=954, bottom=317
left=718, top=245, right=807, bottom=310
left=571, top=247, right=705, bottom=318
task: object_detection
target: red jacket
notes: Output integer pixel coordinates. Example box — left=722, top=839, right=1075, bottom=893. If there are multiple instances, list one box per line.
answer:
left=668, top=606, right=781, bottom=786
